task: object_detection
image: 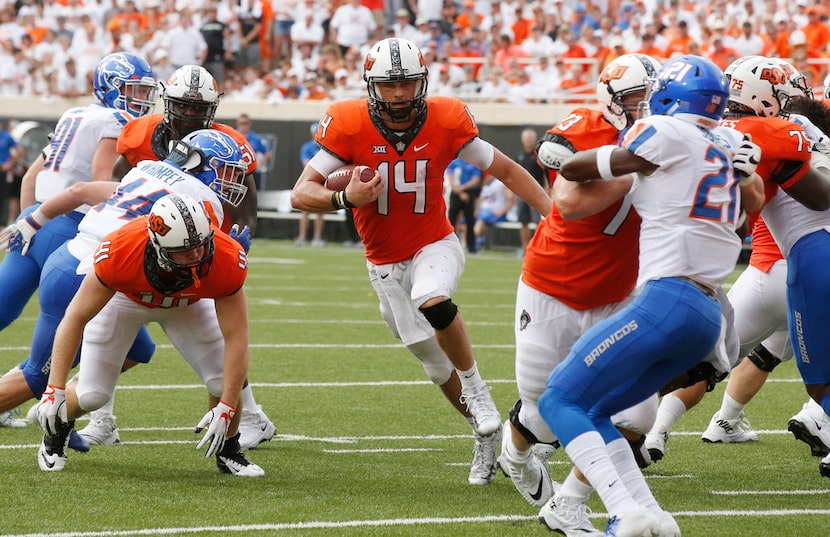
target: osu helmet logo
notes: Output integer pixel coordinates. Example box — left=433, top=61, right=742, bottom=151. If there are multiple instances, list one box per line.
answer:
left=600, top=64, right=629, bottom=84
left=758, top=67, right=788, bottom=85
left=148, top=213, right=172, bottom=236
left=364, top=53, right=376, bottom=72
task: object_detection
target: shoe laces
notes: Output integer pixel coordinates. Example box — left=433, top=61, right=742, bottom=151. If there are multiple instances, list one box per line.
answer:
left=460, top=384, right=497, bottom=417
left=471, top=432, right=498, bottom=468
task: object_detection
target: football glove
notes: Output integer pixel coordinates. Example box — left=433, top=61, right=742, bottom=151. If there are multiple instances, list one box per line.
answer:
left=37, top=385, right=67, bottom=436
left=229, top=224, right=251, bottom=253
left=0, top=211, right=45, bottom=255
left=195, top=401, right=236, bottom=458
left=733, top=134, right=761, bottom=180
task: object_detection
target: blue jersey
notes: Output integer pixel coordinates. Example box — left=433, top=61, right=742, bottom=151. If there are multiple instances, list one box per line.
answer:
left=0, top=129, right=17, bottom=164
left=300, top=139, right=320, bottom=164
left=445, top=157, right=482, bottom=188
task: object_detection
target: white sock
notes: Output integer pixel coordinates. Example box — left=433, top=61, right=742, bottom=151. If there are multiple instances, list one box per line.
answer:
left=718, top=392, right=745, bottom=422
left=242, top=383, right=258, bottom=412
left=457, top=362, right=483, bottom=390
left=564, top=432, right=640, bottom=515
left=558, top=467, right=594, bottom=503
left=650, top=393, right=688, bottom=435
left=607, top=437, right=659, bottom=512
left=91, top=394, right=116, bottom=418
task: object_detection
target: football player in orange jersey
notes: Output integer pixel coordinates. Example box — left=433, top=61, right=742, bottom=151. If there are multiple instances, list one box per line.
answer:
left=499, top=54, right=661, bottom=535
left=99, top=65, right=275, bottom=451
left=291, top=37, right=551, bottom=486
left=36, top=193, right=263, bottom=477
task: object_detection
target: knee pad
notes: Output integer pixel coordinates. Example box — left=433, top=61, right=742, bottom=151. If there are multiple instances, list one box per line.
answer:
left=747, top=343, right=782, bottom=372
left=406, top=338, right=454, bottom=385
left=205, top=378, right=224, bottom=398
left=509, top=398, right=543, bottom=445
left=77, top=391, right=110, bottom=412
left=515, top=396, right=560, bottom=446
left=419, top=299, right=458, bottom=330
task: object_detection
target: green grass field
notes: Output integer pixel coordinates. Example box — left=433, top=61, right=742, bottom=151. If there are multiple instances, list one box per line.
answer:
left=0, top=240, right=828, bottom=536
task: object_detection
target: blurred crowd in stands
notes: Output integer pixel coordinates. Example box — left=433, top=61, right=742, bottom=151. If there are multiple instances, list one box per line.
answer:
left=1, top=0, right=829, bottom=104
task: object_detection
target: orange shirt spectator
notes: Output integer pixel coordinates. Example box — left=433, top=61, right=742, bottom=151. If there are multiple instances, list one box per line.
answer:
left=664, top=20, right=692, bottom=58
left=706, top=35, right=739, bottom=71
left=450, top=38, right=483, bottom=78
left=455, top=0, right=483, bottom=33
left=637, top=34, right=664, bottom=60
left=802, top=6, right=830, bottom=56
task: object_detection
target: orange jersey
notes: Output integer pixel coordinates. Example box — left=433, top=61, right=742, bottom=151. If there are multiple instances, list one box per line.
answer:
left=116, top=114, right=258, bottom=174
left=93, top=217, right=247, bottom=309
left=749, top=215, right=783, bottom=273
left=719, top=116, right=811, bottom=201
left=316, top=97, right=475, bottom=264
left=523, top=109, right=641, bottom=310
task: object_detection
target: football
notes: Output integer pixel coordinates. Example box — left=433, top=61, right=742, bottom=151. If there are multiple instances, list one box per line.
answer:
left=325, top=165, right=375, bottom=191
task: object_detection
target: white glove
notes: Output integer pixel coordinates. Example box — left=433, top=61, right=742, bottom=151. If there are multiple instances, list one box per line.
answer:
left=733, top=134, right=761, bottom=179
left=537, top=141, right=575, bottom=171
left=813, top=135, right=830, bottom=155
left=37, top=385, right=67, bottom=436
left=0, top=208, right=49, bottom=255
left=194, top=401, right=236, bottom=458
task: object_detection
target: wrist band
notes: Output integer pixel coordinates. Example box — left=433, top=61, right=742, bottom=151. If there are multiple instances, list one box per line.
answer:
left=331, top=191, right=355, bottom=210
left=26, top=207, right=50, bottom=229
left=596, top=145, right=617, bottom=181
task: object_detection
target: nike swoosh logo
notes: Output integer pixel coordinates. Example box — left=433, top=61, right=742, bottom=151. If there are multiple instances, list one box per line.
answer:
left=40, top=452, right=56, bottom=469
left=815, top=420, right=823, bottom=431
left=413, top=143, right=429, bottom=152
left=380, top=274, right=389, bottom=279
left=529, top=475, right=545, bottom=501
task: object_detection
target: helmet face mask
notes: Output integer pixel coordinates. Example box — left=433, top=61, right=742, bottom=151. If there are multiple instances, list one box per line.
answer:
left=162, top=65, right=221, bottom=139
left=93, top=53, right=157, bottom=118
left=179, top=129, right=249, bottom=207
left=363, top=38, right=428, bottom=124
left=597, top=54, right=662, bottom=130
left=771, top=58, right=813, bottom=100
left=147, top=193, right=215, bottom=281
left=645, top=55, right=729, bottom=127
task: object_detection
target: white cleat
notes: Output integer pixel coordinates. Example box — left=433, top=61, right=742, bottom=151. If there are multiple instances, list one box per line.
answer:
left=645, top=430, right=669, bottom=462
left=468, top=428, right=501, bottom=485
left=655, top=509, right=681, bottom=537
left=701, top=411, right=758, bottom=444
left=238, top=404, right=277, bottom=451
left=0, top=410, right=27, bottom=428
left=460, top=382, right=501, bottom=436
left=788, top=400, right=830, bottom=457
left=216, top=451, right=265, bottom=477
left=538, top=493, right=604, bottom=536
left=604, top=508, right=661, bottom=537
left=78, top=411, right=121, bottom=445
left=497, top=421, right=556, bottom=506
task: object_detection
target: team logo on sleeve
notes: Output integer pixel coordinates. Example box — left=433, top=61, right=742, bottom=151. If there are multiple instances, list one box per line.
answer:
left=148, top=214, right=172, bottom=236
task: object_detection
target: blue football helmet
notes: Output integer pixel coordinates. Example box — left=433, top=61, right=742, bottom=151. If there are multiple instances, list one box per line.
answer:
left=646, top=55, right=729, bottom=127
left=93, top=53, right=157, bottom=118
left=177, top=129, right=249, bottom=207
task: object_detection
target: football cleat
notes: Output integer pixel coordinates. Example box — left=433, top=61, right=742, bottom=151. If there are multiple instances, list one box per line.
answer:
left=603, top=508, right=661, bottom=537
left=38, top=419, right=73, bottom=472
left=538, top=493, right=603, bottom=536
left=628, top=434, right=652, bottom=469
left=69, top=428, right=90, bottom=453
left=655, top=509, right=681, bottom=537
left=216, top=451, right=265, bottom=477
left=238, top=404, right=276, bottom=451
left=644, top=429, right=669, bottom=462
left=702, top=411, right=758, bottom=444
left=788, top=400, right=830, bottom=457
left=497, top=421, right=557, bottom=506
left=468, top=428, right=501, bottom=485
left=78, top=411, right=121, bottom=445
left=460, top=382, right=501, bottom=436
left=0, top=410, right=27, bottom=428
left=820, top=453, right=830, bottom=479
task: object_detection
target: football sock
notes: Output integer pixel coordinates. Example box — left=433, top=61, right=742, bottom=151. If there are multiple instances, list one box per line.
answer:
left=457, top=363, right=483, bottom=390
left=558, top=467, right=594, bottom=503
left=607, top=437, right=659, bottom=512
left=650, top=393, right=687, bottom=436
left=717, top=392, right=745, bottom=422
left=242, top=383, right=257, bottom=411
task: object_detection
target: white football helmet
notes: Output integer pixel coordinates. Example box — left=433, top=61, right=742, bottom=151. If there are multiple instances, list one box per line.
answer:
left=824, top=73, right=830, bottom=99
left=728, top=56, right=791, bottom=117
left=162, top=65, right=221, bottom=139
left=596, top=53, right=662, bottom=130
left=724, top=55, right=762, bottom=83
left=147, top=193, right=214, bottom=280
left=363, top=37, right=428, bottom=123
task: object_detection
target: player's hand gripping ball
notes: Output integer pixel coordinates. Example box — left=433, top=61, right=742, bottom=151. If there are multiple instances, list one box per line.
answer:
left=325, top=165, right=375, bottom=191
